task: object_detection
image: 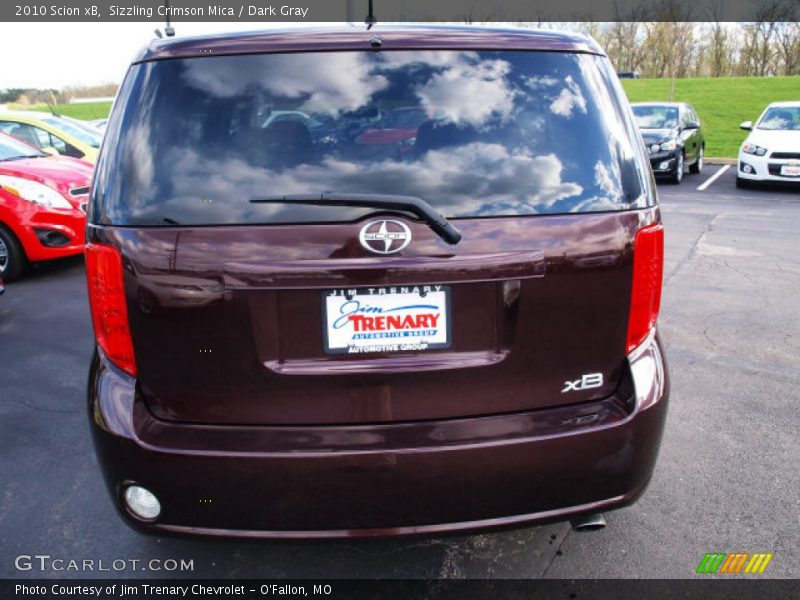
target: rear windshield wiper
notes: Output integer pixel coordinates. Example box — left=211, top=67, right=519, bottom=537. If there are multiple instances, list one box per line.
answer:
left=250, top=193, right=462, bottom=245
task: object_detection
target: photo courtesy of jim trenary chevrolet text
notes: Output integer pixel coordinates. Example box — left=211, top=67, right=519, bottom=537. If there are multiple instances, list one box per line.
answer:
left=0, top=0, right=798, bottom=598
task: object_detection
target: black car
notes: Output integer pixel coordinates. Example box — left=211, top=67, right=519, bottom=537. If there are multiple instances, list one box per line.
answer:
left=632, top=102, right=705, bottom=184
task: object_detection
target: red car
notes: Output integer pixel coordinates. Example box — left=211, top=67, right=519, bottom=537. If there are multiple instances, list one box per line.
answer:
left=355, top=107, right=429, bottom=149
left=0, top=132, right=92, bottom=280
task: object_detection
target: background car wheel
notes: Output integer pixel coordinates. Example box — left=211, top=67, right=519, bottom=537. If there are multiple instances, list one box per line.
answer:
left=0, top=226, right=28, bottom=281
left=137, top=288, right=158, bottom=314
left=689, top=147, right=704, bottom=174
left=670, top=152, right=684, bottom=184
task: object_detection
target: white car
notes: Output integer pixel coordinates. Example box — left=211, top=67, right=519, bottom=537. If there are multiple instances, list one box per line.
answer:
left=737, top=101, right=800, bottom=187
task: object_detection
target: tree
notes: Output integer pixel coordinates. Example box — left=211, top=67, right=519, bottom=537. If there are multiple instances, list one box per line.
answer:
left=737, top=0, right=792, bottom=76
left=774, top=20, right=800, bottom=75
left=705, top=21, right=737, bottom=77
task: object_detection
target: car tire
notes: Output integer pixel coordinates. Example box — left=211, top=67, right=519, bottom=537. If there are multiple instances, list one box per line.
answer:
left=689, top=146, right=703, bottom=174
left=669, top=152, right=684, bottom=184
left=736, top=176, right=750, bottom=189
left=137, top=288, right=159, bottom=315
left=0, top=226, right=28, bottom=281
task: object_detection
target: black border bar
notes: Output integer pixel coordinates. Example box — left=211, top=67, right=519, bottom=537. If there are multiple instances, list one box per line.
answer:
left=2, top=579, right=800, bottom=600
left=3, top=0, right=798, bottom=23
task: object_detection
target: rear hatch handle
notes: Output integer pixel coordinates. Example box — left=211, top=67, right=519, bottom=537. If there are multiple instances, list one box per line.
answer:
left=250, top=193, right=463, bottom=245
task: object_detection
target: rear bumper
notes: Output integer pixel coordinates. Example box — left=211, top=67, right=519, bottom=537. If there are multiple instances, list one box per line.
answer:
left=88, top=333, right=669, bottom=538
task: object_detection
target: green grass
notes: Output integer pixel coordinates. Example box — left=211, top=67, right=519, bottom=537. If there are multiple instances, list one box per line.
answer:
left=23, top=101, right=113, bottom=120
left=622, top=76, right=800, bottom=158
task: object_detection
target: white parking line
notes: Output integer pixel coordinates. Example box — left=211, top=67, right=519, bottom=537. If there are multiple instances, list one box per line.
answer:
left=697, top=165, right=730, bottom=191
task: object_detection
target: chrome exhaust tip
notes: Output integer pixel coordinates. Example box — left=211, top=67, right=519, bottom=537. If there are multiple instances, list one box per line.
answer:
left=570, top=513, right=607, bottom=532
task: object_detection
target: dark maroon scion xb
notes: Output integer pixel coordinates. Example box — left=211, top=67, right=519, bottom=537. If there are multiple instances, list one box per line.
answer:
left=86, top=26, right=668, bottom=538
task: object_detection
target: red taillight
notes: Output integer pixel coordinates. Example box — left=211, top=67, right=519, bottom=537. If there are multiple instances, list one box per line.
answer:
left=626, top=223, right=664, bottom=354
left=85, top=243, right=137, bottom=377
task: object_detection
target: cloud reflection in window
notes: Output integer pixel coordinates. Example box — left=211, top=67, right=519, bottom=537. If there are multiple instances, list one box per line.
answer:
left=140, top=143, right=582, bottom=222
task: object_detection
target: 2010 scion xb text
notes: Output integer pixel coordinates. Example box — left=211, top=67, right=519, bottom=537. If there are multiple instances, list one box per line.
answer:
left=14, top=5, right=310, bottom=19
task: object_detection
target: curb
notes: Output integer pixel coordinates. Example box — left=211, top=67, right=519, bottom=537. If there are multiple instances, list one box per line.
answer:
left=705, top=157, right=736, bottom=165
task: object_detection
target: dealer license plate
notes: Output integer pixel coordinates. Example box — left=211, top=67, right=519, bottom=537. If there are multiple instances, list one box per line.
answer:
left=780, top=165, right=800, bottom=177
left=323, top=285, right=450, bottom=354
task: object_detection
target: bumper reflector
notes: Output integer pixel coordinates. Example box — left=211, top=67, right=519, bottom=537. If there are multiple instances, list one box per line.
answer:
left=124, top=485, right=161, bottom=520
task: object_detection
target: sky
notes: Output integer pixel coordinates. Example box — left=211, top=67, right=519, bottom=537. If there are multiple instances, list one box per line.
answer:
left=0, top=22, right=320, bottom=89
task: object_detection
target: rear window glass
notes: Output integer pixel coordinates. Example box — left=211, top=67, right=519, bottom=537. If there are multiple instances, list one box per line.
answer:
left=94, top=50, right=647, bottom=226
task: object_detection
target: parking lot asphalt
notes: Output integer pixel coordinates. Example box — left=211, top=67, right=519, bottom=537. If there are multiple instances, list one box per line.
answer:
left=0, top=166, right=798, bottom=580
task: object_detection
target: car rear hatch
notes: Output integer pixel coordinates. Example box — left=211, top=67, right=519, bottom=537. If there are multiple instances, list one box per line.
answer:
left=89, top=45, right=657, bottom=426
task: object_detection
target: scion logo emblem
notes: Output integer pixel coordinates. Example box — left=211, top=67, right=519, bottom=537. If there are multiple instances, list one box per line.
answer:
left=359, top=220, right=412, bottom=255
